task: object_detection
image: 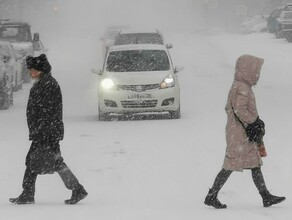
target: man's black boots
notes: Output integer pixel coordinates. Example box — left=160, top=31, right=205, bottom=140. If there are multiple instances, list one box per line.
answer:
left=65, top=185, right=88, bottom=205
left=9, top=191, right=35, bottom=204
left=204, top=188, right=227, bottom=209
left=259, top=190, right=285, bottom=207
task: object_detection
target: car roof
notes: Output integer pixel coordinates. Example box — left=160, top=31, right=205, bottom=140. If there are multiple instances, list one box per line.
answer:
left=108, top=44, right=167, bottom=52
left=118, top=28, right=160, bottom=34
left=0, top=21, right=30, bottom=27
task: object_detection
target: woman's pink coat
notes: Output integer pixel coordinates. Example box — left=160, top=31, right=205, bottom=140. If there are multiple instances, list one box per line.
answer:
left=223, top=54, right=264, bottom=171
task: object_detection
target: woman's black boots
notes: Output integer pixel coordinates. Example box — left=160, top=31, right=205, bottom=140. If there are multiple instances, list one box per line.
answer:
left=204, top=188, right=227, bottom=209
left=259, top=190, right=285, bottom=207
left=251, top=168, right=285, bottom=207
left=204, top=169, right=231, bottom=209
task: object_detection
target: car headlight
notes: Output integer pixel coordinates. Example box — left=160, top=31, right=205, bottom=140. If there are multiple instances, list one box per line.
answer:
left=101, top=78, right=115, bottom=90
left=160, top=74, right=175, bottom=89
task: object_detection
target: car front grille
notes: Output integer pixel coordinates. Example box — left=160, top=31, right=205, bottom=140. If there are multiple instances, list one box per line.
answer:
left=117, top=84, right=160, bottom=92
left=121, top=100, right=158, bottom=108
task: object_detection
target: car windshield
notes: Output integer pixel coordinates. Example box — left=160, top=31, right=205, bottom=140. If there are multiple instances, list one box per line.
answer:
left=270, top=9, right=281, bottom=18
left=106, top=49, right=170, bottom=72
left=0, top=26, right=32, bottom=42
left=115, top=33, right=163, bottom=45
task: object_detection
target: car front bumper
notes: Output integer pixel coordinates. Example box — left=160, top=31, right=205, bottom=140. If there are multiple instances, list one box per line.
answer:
left=98, top=86, right=180, bottom=114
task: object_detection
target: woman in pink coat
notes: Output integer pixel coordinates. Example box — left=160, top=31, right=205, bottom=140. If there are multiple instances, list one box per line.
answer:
left=204, top=54, right=285, bottom=209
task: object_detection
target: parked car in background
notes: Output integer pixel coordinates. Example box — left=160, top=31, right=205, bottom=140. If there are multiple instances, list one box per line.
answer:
left=0, top=52, right=13, bottom=110
left=267, top=7, right=284, bottom=33
left=94, top=44, right=182, bottom=120
left=0, top=41, right=22, bottom=91
left=0, top=20, right=47, bottom=83
left=114, top=28, right=173, bottom=49
left=275, top=10, right=292, bottom=41
left=266, top=4, right=292, bottom=34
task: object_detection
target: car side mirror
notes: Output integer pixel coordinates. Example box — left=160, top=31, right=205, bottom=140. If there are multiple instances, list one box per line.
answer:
left=33, top=33, right=40, bottom=41
left=174, top=66, right=184, bottom=73
left=166, top=43, right=173, bottom=49
left=91, top=68, right=103, bottom=75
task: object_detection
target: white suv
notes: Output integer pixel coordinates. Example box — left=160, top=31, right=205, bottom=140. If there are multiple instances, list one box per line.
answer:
left=96, top=44, right=182, bottom=120
left=0, top=21, right=47, bottom=83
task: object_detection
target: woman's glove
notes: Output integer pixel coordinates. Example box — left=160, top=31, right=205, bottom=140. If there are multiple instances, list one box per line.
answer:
left=258, top=144, right=267, bottom=157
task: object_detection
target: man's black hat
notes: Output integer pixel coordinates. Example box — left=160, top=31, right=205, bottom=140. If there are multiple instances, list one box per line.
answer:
left=26, top=54, right=51, bottom=74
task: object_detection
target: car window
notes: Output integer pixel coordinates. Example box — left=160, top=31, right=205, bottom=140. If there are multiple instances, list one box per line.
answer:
left=115, top=33, right=163, bottom=45
left=106, top=50, right=170, bottom=72
left=0, top=26, right=32, bottom=42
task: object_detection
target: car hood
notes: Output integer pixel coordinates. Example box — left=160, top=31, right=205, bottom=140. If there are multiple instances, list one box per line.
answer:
left=10, top=42, right=33, bottom=51
left=10, top=42, right=34, bottom=57
left=103, top=70, right=172, bottom=85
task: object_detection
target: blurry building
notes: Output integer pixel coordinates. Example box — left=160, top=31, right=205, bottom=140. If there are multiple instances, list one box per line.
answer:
left=203, top=0, right=292, bottom=32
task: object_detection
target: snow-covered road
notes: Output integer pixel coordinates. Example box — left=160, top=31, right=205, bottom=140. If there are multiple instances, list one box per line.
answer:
left=1, top=30, right=292, bottom=220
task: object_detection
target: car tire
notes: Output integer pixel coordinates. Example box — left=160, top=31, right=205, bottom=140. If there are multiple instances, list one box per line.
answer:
left=98, top=108, right=110, bottom=121
left=285, top=35, right=292, bottom=43
left=169, top=106, right=181, bottom=119
left=0, top=92, right=11, bottom=110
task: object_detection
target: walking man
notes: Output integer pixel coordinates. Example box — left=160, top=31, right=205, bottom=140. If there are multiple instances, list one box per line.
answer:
left=10, top=54, right=88, bottom=204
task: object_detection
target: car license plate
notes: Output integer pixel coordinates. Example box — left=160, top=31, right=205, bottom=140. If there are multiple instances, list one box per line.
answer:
left=128, top=94, right=152, bottom=99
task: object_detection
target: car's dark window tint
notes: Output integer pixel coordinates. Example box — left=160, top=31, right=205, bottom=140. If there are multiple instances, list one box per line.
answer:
left=0, top=26, right=31, bottom=42
left=106, top=50, right=170, bottom=72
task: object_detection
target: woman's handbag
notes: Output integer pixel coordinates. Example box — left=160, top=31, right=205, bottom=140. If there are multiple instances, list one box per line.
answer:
left=232, top=107, right=265, bottom=143
left=245, top=117, right=265, bottom=143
